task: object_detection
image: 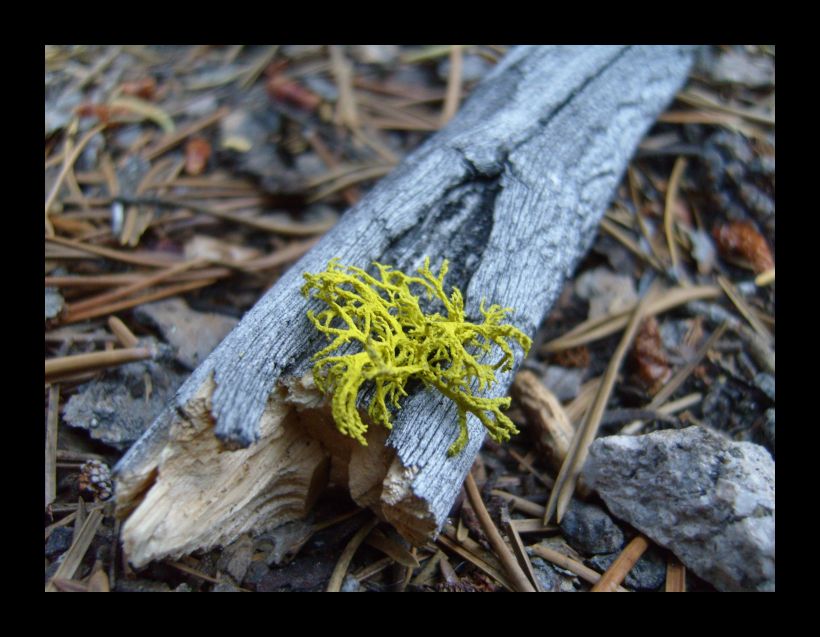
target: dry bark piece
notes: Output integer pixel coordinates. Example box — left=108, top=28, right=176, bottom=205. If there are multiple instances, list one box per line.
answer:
left=512, top=370, right=574, bottom=473
left=134, top=298, right=238, bottom=370
left=630, top=316, right=672, bottom=394
left=550, top=346, right=590, bottom=369
left=713, top=220, right=774, bottom=273
left=184, top=137, right=212, bottom=176
left=113, top=45, right=695, bottom=567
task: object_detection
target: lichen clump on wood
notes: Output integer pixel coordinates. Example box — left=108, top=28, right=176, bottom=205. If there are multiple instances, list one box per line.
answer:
left=301, top=258, right=532, bottom=455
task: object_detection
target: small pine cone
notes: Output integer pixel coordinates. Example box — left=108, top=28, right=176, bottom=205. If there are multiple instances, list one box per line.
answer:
left=79, top=459, right=113, bottom=501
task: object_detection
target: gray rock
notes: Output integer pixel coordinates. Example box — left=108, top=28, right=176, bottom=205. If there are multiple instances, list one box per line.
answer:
left=529, top=556, right=578, bottom=592
left=45, top=527, right=74, bottom=558
left=341, top=575, right=366, bottom=592
left=543, top=365, right=584, bottom=402
left=217, top=534, right=253, bottom=583
left=211, top=580, right=243, bottom=592
left=587, top=544, right=667, bottom=591
left=582, top=426, right=775, bottom=591
left=696, top=46, right=775, bottom=87
left=560, top=500, right=624, bottom=555
left=242, top=560, right=270, bottom=589
left=45, top=288, right=64, bottom=321
left=63, top=345, right=187, bottom=450
left=44, top=554, right=65, bottom=581
left=259, top=518, right=313, bottom=566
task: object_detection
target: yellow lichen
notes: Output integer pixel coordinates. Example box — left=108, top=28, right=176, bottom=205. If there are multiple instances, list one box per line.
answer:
left=301, top=258, right=531, bottom=456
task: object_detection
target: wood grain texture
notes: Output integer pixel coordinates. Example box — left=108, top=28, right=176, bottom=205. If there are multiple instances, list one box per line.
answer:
left=114, top=45, right=695, bottom=566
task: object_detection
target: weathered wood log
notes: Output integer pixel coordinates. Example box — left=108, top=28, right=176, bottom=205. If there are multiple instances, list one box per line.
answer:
left=114, top=45, right=695, bottom=567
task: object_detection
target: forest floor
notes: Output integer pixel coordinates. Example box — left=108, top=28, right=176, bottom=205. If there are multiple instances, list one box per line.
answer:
left=44, top=44, right=774, bottom=592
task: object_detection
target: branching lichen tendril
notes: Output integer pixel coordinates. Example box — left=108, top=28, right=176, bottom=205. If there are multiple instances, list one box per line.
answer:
left=301, top=257, right=531, bottom=455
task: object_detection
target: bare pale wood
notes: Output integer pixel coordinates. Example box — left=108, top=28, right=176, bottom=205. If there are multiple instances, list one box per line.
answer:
left=113, top=45, right=694, bottom=567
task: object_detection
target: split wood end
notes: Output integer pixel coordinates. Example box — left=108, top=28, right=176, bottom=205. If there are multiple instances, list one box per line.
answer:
left=114, top=373, right=435, bottom=567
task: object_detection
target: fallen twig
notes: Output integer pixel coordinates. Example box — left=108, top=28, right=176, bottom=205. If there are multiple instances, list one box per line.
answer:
left=440, top=45, right=464, bottom=125
left=45, top=509, right=103, bottom=592
left=665, top=555, right=687, bottom=592
left=590, top=535, right=650, bottom=592
left=67, top=259, right=208, bottom=315
left=717, top=275, right=773, bottom=343
left=436, top=530, right=515, bottom=591
left=528, top=544, right=628, bottom=592
left=108, top=316, right=139, bottom=348
left=490, top=489, right=546, bottom=518
left=143, top=107, right=230, bottom=161
left=663, top=156, right=688, bottom=283
left=465, top=472, right=536, bottom=592
left=46, top=235, right=180, bottom=268
left=541, top=285, right=721, bottom=353
left=62, top=279, right=214, bottom=324
left=45, top=346, right=153, bottom=382
left=545, top=285, right=660, bottom=524
left=45, top=385, right=60, bottom=508
left=326, top=516, right=379, bottom=592
left=45, top=123, right=107, bottom=234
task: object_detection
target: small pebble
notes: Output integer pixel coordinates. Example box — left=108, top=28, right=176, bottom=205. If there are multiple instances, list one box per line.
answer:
left=45, top=527, right=74, bottom=558
left=529, top=556, right=578, bottom=592
left=560, top=500, right=625, bottom=555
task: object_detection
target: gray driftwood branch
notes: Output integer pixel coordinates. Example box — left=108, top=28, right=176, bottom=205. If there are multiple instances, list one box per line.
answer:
left=114, top=45, right=695, bottom=567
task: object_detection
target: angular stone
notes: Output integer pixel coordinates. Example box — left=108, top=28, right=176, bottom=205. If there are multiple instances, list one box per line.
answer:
left=560, top=500, right=624, bottom=555
left=45, top=527, right=74, bottom=559
left=63, top=349, right=186, bottom=450
left=217, top=534, right=253, bottom=583
left=582, top=426, right=775, bottom=591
